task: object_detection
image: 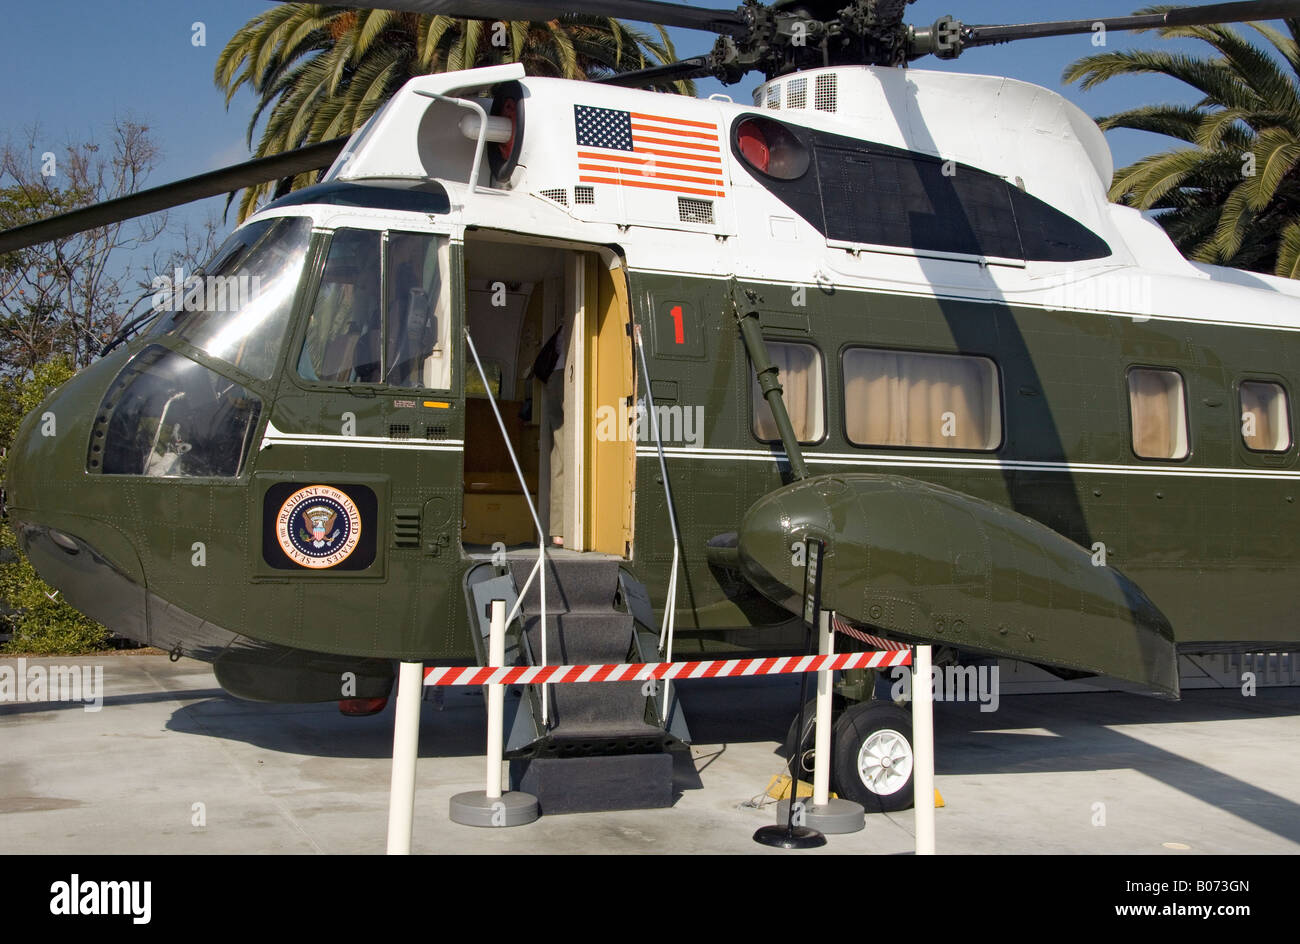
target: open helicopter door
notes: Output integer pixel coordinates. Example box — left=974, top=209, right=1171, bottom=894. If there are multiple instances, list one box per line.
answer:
left=575, top=251, right=636, bottom=557
left=564, top=253, right=634, bottom=561
left=461, top=237, right=634, bottom=557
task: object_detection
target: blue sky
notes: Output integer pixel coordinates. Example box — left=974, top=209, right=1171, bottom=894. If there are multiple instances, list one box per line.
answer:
left=0, top=1, right=1290, bottom=260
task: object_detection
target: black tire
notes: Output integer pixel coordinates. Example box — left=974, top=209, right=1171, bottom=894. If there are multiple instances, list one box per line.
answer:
left=831, top=702, right=915, bottom=813
left=782, top=696, right=846, bottom=784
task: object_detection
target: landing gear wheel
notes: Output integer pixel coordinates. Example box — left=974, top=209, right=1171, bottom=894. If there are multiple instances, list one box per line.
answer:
left=782, top=696, right=846, bottom=784
left=831, top=702, right=914, bottom=813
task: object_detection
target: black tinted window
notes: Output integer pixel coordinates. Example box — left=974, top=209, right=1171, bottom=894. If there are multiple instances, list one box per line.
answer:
left=817, top=146, right=1023, bottom=259
left=735, top=117, right=1111, bottom=264
left=1008, top=185, right=1113, bottom=262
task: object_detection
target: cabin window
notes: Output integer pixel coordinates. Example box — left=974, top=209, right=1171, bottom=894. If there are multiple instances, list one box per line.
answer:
left=465, top=359, right=504, bottom=399
left=843, top=348, right=1001, bottom=450
left=298, top=229, right=451, bottom=390
left=1240, top=380, right=1291, bottom=452
left=752, top=341, right=825, bottom=444
left=1128, top=368, right=1189, bottom=460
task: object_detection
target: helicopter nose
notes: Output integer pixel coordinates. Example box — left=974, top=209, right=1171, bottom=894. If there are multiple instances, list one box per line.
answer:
left=5, top=353, right=120, bottom=525
left=5, top=352, right=153, bottom=643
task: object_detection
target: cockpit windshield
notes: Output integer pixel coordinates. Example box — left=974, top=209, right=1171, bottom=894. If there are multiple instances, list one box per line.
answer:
left=150, top=216, right=312, bottom=379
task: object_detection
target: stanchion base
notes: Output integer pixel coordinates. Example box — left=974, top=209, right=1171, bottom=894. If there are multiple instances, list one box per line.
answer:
left=775, top=797, right=864, bottom=834
left=449, top=790, right=539, bottom=828
left=752, top=824, right=826, bottom=849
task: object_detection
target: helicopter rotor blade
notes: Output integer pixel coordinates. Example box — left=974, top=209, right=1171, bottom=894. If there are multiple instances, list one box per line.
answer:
left=959, top=0, right=1300, bottom=49
left=0, top=136, right=347, bottom=255
left=280, top=0, right=751, bottom=37
left=592, top=56, right=714, bottom=87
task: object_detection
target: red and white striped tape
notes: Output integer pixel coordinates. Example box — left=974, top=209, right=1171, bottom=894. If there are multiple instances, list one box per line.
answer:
left=831, top=614, right=909, bottom=651
left=422, top=649, right=912, bottom=687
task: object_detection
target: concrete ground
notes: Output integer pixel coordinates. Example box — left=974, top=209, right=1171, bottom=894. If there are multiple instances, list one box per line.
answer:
left=1, top=654, right=1298, bottom=854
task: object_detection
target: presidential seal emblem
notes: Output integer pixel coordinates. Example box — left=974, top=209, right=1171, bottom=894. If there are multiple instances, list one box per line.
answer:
left=275, top=485, right=362, bottom=569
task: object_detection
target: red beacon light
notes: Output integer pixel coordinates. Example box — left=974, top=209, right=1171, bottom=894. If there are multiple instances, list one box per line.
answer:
left=734, top=116, right=810, bottom=180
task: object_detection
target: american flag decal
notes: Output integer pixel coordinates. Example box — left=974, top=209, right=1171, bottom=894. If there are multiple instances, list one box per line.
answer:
left=574, top=104, right=726, bottom=198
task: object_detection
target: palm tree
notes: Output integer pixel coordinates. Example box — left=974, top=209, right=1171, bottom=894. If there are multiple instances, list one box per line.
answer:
left=216, top=6, right=695, bottom=219
left=1064, top=16, right=1300, bottom=278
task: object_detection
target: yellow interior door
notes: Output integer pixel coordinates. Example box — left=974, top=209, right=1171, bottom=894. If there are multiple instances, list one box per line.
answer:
left=584, top=254, right=635, bottom=556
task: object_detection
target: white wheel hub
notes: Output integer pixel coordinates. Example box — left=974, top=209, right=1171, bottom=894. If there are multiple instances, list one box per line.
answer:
left=856, top=727, right=913, bottom=795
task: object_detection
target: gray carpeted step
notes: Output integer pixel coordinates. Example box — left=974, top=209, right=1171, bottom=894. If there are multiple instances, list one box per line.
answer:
left=548, top=680, right=656, bottom=737
left=508, top=557, right=622, bottom=614
left=522, top=611, right=656, bottom=735
left=522, top=611, right=636, bottom=665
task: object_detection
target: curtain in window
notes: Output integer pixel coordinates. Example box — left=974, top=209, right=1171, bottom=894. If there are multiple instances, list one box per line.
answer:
left=753, top=342, right=823, bottom=443
left=844, top=349, right=997, bottom=449
left=1129, top=368, right=1187, bottom=459
left=1242, top=382, right=1272, bottom=451
left=1239, top=380, right=1291, bottom=452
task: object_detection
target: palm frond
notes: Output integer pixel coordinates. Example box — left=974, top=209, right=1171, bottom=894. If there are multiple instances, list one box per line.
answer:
left=1274, top=219, right=1300, bottom=276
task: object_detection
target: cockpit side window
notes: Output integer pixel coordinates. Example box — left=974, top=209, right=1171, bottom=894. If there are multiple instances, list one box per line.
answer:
left=297, top=228, right=451, bottom=391
left=385, top=232, right=450, bottom=389
left=298, top=229, right=383, bottom=384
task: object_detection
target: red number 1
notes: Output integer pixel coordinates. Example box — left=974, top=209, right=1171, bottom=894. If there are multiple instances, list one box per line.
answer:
left=670, top=305, right=684, bottom=345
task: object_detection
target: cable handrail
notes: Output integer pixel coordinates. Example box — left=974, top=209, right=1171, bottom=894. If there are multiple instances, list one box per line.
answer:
left=632, top=325, right=683, bottom=722
left=464, top=327, right=550, bottom=725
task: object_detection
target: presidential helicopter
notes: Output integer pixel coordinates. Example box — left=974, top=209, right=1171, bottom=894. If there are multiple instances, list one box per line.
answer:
left=5, top=0, right=1300, bottom=815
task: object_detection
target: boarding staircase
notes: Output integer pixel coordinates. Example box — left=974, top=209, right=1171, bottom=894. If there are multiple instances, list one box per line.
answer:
left=465, top=555, right=689, bottom=813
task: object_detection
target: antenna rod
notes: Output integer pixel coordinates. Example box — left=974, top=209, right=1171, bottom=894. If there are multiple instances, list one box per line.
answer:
left=735, top=305, right=809, bottom=481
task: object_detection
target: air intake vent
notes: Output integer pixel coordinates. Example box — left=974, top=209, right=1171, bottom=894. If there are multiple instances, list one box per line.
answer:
left=574, top=185, right=595, bottom=205
left=753, top=87, right=764, bottom=106
left=393, top=508, right=421, bottom=548
left=540, top=188, right=568, bottom=206
left=814, top=74, right=837, bottom=112
left=787, top=77, right=807, bottom=110
left=388, top=424, right=411, bottom=439
left=766, top=84, right=781, bottom=110
left=678, top=197, right=714, bottom=224
left=425, top=425, right=448, bottom=441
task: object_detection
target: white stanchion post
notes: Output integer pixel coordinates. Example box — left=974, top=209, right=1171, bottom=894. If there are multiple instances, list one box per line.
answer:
left=386, top=660, right=424, bottom=855
left=913, top=644, right=935, bottom=855
left=780, top=609, right=863, bottom=836
left=812, top=610, right=834, bottom=808
left=448, top=601, right=539, bottom=828
left=485, top=599, right=505, bottom=800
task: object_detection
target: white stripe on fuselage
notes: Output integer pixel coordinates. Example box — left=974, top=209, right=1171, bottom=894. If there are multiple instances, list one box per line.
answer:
left=259, top=420, right=464, bottom=453
left=635, top=445, right=1300, bottom=480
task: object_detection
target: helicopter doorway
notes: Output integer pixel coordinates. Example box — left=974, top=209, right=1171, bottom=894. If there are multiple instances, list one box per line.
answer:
left=461, top=238, right=634, bottom=558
